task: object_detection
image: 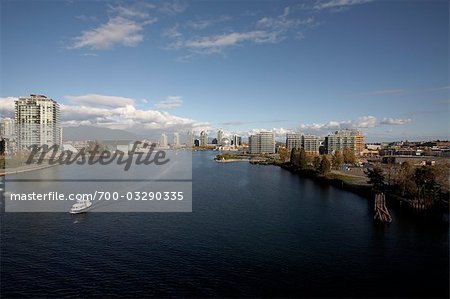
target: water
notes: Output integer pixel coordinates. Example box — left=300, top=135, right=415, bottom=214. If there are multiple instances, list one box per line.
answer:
left=1, top=151, right=448, bottom=297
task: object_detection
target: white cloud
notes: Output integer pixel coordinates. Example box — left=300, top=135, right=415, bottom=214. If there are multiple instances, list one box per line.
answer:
left=108, top=3, right=155, bottom=19
left=154, top=96, right=183, bottom=109
left=159, top=1, right=187, bottom=16
left=64, top=94, right=135, bottom=108
left=248, top=127, right=294, bottom=137
left=187, top=16, right=232, bottom=30
left=380, top=118, right=412, bottom=125
left=0, top=97, right=17, bottom=117
left=354, top=115, right=377, bottom=128
left=172, top=30, right=281, bottom=54
left=256, top=7, right=314, bottom=32
left=162, top=25, right=183, bottom=39
left=70, top=16, right=155, bottom=50
left=1, top=94, right=203, bottom=133
left=70, top=3, right=157, bottom=50
left=167, top=6, right=315, bottom=55
left=314, top=0, right=373, bottom=10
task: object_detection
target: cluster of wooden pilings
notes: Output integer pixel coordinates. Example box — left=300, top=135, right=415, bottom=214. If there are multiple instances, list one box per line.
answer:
left=374, top=193, right=392, bottom=223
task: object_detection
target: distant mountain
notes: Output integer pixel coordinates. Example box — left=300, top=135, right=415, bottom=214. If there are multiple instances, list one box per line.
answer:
left=63, top=125, right=138, bottom=141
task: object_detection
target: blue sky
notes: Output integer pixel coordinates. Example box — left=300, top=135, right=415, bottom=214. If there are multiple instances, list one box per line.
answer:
left=0, top=0, right=448, bottom=142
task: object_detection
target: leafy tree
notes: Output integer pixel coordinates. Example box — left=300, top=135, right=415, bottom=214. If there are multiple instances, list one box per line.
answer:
left=278, top=146, right=289, bottom=162
left=319, top=155, right=331, bottom=175
left=342, top=147, right=356, bottom=164
left=290, top=148, right=300, bottom=165
left=414, top=166, right=440, bottom=203
left=332, top=150, right=344, bottom=170
left=298, top=148, right=308, bottom=170
left=365, top=165, right=385, bottom=192
left=86, top=140, right=108, bottom=154
left=313, top=156, right=321, bottom=171
left=395, top=161, right=415, bottom=196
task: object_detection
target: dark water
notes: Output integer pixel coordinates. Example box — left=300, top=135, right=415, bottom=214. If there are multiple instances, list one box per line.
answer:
left=1, top=151, right=448, bottom=298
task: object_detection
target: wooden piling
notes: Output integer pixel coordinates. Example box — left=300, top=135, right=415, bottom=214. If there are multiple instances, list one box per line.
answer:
left=374, top=193, right=392, bottom=223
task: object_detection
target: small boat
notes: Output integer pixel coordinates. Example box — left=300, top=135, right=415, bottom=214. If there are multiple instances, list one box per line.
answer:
left=69, top=199, right=92, bottom=214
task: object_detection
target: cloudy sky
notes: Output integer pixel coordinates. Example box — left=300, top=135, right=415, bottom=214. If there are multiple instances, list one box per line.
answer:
left=0, top=0, right=448, bottom=142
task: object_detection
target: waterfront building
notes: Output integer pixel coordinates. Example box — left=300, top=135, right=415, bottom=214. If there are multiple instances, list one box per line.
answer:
left=286, top=133, right=301, bottom=152
left=15, top=94, right=61, bottom=150
left=325, top=129, right=365, bottom=154
left=172, top=133, right=180, bottom=147
left=302, top=135, right=320, bottom=155
left=232, top=134, right=241, bottom=147
left=186, top=131, right=194, bottom=147
left=0, top=118, right=15, bottom=139
left=217, top=129, right=224, bottom=146
left=248, top=131, right=275, bottom=154
left=200, top=131, right=208, bottom=146
left=160, top=133, right=168, bottom=147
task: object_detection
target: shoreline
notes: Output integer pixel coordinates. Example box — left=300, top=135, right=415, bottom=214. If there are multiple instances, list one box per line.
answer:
left=0, top=163, right=59, bottom=176
left=215, top=159, right=250, bottom=163
left=276, top=163, right=449, bottom=219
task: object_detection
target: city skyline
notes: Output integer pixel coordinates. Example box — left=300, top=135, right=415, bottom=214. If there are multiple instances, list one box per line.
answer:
left=0, top=0, right=449, bottom=142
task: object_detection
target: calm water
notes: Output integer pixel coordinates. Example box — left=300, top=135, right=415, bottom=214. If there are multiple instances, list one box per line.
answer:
left=1, top=151, right=448, bottom=298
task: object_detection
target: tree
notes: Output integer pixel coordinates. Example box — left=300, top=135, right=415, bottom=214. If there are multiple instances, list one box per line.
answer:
left=319, top=155, right=331, bottom=175
left=342, top=147, right=356, bottom=164
left=332, top=150, right=344, bottom=170
left=298, top=148, right=308, bottom=170
left=313, top=156, right=321, bottom=171
left=414, top=166, right=440, bottom=203
left=290, top=148, right=300, bottom=165
left=365, top=165, right=385, bottom=192
left=86, top=140, right=108, bottom=154
left=395, top=161, right=415, bottom=196
left=278, top=147, right=289, bottom=163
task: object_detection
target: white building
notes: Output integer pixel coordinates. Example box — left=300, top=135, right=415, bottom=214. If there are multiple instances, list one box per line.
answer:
left=15, top=94, right=61, bottom=150
left=302, top=135, right=320, bottom=155
left=217, top=129, right=224, bottom=146
left=172, top=133, right=180, bottom=147
left=0, top=118, right=15, bottom=138
left=286, top=133, right=301, bottom=152
left=200, top=131, right=208, bottom=146
left=248, top=132, right=275, bottom=154
left=232, top=134, right=240, bottom=147
left=159, top=133, right=168, bottom=147
left=186, top=131, right=194, bottom=147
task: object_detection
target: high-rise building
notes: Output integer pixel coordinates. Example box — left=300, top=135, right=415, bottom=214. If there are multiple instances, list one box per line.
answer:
left=248, top=132, right=275, bottom=154
left=172, top=133, right=180, bottom=147
left=186, top=131, right=194, bottom=147
left=160, top=133, right=168, bottom=147
left=0, top=118, right=15, bottom=139
left=302, top=135, right=320, bottom=155
left=232, top=134, right=241, bottom=147
left=217, top=129, right=224, bottom=146
left=200, top=131, right=208, bottom=146
left=15, top=94, right=61, bottom=150
left=286, top=133, right=301, bottom=152
left=325, top=129, right=365, bottom=154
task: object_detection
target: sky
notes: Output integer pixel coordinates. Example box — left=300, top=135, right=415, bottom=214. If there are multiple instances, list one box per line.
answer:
left=0, top=0, right=449, bottom=142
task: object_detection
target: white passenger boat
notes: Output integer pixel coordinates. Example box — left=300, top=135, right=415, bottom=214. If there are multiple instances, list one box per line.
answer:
left=69, top=199, right=92, bottom=214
